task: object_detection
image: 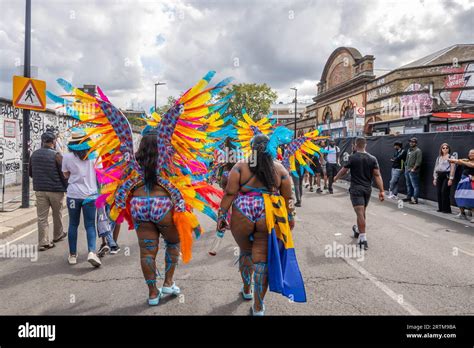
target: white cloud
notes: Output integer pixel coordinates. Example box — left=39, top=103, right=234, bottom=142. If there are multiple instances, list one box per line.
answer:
left=0, top=0, right=472, bottom=112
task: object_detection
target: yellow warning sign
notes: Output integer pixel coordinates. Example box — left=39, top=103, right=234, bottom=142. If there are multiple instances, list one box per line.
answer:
left=12, top=76, right=46, bottom=111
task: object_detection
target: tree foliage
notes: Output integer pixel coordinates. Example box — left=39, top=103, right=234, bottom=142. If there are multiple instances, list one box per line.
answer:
left=155, top=96, right=177, bottom=115
left=219, top=83, right=278, bottom=119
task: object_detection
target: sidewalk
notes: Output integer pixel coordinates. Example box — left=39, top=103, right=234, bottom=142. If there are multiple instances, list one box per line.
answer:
left=0, top=184, right=38, bottom=239
left=334, top=181, right=474, bottom=228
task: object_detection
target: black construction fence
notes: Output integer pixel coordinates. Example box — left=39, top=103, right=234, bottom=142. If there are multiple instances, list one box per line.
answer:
left=335, top=131, right=474, bottom=205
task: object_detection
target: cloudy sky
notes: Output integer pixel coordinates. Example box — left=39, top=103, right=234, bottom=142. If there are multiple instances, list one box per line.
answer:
left=0, top=0, right=473, bottom=110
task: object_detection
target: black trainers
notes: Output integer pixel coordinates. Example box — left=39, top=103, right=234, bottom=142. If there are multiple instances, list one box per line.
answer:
left=329, top=190, right=334, bottom=194
left=110, top=245, right=121, bottom=255
left=97, top=243, right=110, bottom=258
left=310, top=187, right=314, bottom=192
left=352, top=225, right=359, bottom=239
left=295, top=201, right=302, bottom=207
left=402, top=198, right=411, bottom=202
left=358, top=240, right=368, bottom=250
left=316, top=188, right=322, bottom=193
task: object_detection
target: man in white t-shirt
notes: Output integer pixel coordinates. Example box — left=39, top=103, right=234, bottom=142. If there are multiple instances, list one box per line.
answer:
left=325, top=139, right=340, bottom=194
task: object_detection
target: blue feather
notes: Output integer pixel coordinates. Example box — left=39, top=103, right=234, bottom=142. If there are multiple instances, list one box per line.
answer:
left=266, top=126, right=293, bottom=158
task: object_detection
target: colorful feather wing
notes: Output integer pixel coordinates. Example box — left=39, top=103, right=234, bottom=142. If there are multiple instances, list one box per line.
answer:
left=47, top=79, right=140, bottom=227
left=282, top=129, right=328, bottom=176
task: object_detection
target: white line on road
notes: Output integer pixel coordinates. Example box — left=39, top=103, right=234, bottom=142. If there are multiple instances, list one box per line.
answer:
left=399, top=224, right=429, bottom=238
left=5, top=227, right=38, bottom=246
left=457, top=247, right=474, bottom=257
left=342, top=257, right=423, bottom=315
left=3, top=213, right=69, bottom=246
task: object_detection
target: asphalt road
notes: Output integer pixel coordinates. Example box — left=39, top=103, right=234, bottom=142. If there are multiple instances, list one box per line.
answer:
left=0, top=185, right=473, bottom=315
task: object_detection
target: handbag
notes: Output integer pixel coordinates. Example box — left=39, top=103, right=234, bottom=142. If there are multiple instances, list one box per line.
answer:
left=97, top=206, right=112, bottom=237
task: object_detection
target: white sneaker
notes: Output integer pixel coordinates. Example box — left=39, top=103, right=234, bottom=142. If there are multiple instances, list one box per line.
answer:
left=68, top=254, right=77, bottom=265
left=87, top=252, right=102, bottom=268
left=387, top=192, right=393, bottom=199
left=392, top=195, right=399, bottom=200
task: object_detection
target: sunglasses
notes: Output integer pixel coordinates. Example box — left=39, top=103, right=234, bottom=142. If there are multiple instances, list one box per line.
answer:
left=442, top=147, right=449, bottom=149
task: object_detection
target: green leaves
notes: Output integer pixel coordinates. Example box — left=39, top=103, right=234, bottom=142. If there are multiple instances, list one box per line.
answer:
left=219, top=83, right=277, bottom=119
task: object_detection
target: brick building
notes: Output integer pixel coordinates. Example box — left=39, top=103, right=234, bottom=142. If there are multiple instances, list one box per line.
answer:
left=367, top=44, right=474, bottom=135
left=287, top=47, right=375, bottom=138
left=293, top=44, right=474, bottom=137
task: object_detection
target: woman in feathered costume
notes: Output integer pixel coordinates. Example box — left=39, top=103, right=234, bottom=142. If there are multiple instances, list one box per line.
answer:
left=216, top=110, right=306, bottom=316
left=47, top=71, right=232, bottom=306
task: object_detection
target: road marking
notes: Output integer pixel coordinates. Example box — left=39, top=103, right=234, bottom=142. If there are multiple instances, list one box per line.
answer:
left=343, top=257, right=422, bottom=315
left=3, top=213, right=69, bottom=246
left=399, top=224, right=429, bottom=238
left=457, top=247, right=474, bottom=257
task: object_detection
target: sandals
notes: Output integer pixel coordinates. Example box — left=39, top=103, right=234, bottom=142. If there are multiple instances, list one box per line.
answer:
left=39, top=242, right=55, bottom=251
left=241, top=286, right=253, bottom=300
left=161, top=282, right=180, bottom=296
left=148, top=289, right=163, bottom=306
left=252, top=304, right=265, bottom=316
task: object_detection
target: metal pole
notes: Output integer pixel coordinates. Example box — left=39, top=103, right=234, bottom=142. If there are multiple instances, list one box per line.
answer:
left=154, top=82, right=166, bottom=113
left=291, top=87, right=297, bottom=137
left=154, top=84, right=157, bottom=112
left=353, top=109, right=356, bottom=137
left=21, top=0, right=31, bottom=208
left=294, top=89, right=297, bottom=137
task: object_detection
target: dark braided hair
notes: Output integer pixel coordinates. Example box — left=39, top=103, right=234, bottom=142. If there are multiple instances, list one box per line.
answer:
left=249, top=133, right=277, bottom=191
left=135, top=133, right=158, bottom=191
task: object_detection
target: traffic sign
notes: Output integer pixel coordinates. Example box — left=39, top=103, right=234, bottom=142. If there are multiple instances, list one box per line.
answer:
left=12, top=76, right=46, bottom=111
left=355, top=106, right=365, bottom=117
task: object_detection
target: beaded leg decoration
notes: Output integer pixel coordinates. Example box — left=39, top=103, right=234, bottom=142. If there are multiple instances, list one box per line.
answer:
left=238, top=251, right=253, bottom=298
left=253, top=262, right=268, bottom=313
left=164, top=241, right=180, bottom=286
left=138, top=238, right=160, bottom=294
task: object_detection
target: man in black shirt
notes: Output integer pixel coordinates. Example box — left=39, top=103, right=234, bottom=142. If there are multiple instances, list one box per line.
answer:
left=388, top=141, right=406, bottom=199
left=334, top=137, right=384, bottom=250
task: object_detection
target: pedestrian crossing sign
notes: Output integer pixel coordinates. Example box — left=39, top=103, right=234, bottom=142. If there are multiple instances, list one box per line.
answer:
left=12, top=75, right=46, bottom=111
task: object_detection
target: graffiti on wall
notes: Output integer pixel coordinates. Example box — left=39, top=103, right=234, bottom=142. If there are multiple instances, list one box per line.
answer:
left=367, top=85, right=392, bottom=102
left=0, top=102, right=78, bottom=186
left=400, top=83, right=433, bottom=118
left=440, top=63, right=474, bottom=106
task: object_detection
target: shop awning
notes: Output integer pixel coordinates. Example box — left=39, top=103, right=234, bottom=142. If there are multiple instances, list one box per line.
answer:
left=432, top=112, right=474, bottom=119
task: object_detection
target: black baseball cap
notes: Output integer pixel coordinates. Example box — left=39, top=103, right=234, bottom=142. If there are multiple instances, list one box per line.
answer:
left=41, top=131, right=56, bottom=143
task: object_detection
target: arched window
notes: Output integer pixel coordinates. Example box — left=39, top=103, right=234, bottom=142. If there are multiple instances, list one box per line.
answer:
left=340, top=100, right=354, bottom=122
left=322, top=106, right=332, bottom=125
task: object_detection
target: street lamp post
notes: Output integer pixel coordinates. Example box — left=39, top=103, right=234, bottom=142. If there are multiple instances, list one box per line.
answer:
left=154, top=82, right=166, bottom=112
left=290, top=87, right=297, bottom=137
left=21, top=0, right=31, bottom=208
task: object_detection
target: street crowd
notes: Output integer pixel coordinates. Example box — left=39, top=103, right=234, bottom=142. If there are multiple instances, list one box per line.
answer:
left=288, top=137, right=474, bottom=222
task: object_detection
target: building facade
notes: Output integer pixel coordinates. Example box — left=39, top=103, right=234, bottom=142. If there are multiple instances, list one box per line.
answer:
left=293, top=44, right=474, bottom=137
left=288, top=47, right=375, bottom=138
left=270, top=102, right=309, bottom=132
left=367, top=44, right=474, bottom=135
